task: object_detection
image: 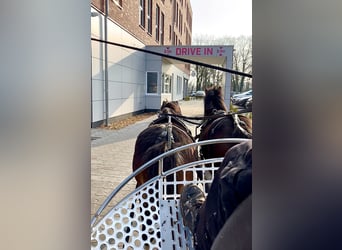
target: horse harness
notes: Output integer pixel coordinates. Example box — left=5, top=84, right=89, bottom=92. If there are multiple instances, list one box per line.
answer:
left=200, top=110, right=252, bottom=139
left=150, top=114, right=194, bottom=141
left=232, top=114, right=252, bottom=138
left=150, top=114, right=195, bottom=151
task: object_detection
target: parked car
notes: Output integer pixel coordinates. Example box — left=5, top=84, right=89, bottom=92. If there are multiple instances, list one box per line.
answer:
left=190, top=91, right=196, bottom=97
left=231, top=90, right=252, bottom=106
left=195, top=90, right=205, bottom=97
left=245, top=97, right=252, bottom=110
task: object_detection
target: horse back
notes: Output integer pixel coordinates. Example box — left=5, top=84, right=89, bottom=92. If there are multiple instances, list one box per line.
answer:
left=199, top=115, right=252, bottom=159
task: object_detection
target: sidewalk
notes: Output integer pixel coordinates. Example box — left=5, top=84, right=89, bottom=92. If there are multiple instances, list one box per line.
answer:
left=91, top=99, right=204, bottom=220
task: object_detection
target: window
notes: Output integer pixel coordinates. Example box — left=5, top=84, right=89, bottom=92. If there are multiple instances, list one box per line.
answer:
left=155, top=4, right=160, bottom=42
left=146, top=72, right=158, bottom=94
left=162, top=73, right=171, bottom=93
left=176, top=3, right=179, bottom=27
left=179, top=12, right=182, bottom=33
left=139, top=0, right=146, bottom=28
left=161, top=12, right=165, bottom=45
left=147, top=0, right=152, bottom=34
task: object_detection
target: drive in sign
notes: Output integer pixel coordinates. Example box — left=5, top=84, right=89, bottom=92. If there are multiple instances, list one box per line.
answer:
left=163, top=46, right=227, bottom=56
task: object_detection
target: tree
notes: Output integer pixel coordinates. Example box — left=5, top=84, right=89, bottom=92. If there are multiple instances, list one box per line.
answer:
left=191, top=35, right=252, bottom=92
left=229, top=36, right=252, bottom=92
left=194, top=64, right=220, bottom=90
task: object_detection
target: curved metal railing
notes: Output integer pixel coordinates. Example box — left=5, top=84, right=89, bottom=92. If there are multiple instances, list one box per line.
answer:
left=91, top=138, right=249, bottom=227
left=91, top=138, right=251, bottom=250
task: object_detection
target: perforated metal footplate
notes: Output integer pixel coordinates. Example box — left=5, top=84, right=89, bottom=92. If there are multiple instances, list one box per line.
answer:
left=160, top=200, right=194, bottom=250
left=91, top=182, right=161, bottom=249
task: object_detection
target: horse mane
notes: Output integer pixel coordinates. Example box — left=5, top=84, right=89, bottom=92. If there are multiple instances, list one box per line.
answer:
left=151, top=100, right=193, bottom=139
left=204, top=86, right=228, bottom=116
left=160, top=100, right=182, bottom=115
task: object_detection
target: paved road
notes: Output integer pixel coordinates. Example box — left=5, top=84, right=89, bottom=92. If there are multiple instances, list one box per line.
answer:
left=91, top=100, right=204, bottom=221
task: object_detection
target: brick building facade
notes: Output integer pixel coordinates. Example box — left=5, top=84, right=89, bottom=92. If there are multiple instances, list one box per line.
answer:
left=91, top=0, right=192, bottom=47
left=91, top=0, right=194, bottom=127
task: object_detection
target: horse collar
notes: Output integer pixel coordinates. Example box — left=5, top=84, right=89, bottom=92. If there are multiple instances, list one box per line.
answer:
left=201, top=109, right=226, bottom=133
left=154, top=125, right=175, bottom=147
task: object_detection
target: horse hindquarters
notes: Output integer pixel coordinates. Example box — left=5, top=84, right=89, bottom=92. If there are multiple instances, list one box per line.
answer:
left=133, top=141, right=167, bottom=188
left=135, top=141, right=191, bottom=195
left=199, top=118, right=232, bottom=159
left=132, top=125, right=166, bottom=188
left=198, top=118, right=236, bottom=190
left=151, top=141, right=198, bottom=195
left=133, top=124, right=199, bottom=194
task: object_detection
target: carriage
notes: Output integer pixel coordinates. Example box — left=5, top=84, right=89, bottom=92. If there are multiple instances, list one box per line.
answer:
left=91, top=137, right=250, bottom=250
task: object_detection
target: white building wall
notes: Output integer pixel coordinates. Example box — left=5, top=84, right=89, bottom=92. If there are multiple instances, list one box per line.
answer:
left=162, top=63, right=188, bottom=101
left=91, top=7, right=146, bottom=125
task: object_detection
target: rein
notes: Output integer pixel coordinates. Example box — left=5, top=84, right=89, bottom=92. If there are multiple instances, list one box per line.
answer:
left=158, top=108, right=252, bottom=140
left=157, top=108, right=252, bottom=126
left=166, top=115, right=173, bottom=150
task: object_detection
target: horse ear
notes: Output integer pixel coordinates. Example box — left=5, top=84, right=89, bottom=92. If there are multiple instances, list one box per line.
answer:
left=217, top=86, right=223, bottom=95
left=161, top=100, right=167, bottom=108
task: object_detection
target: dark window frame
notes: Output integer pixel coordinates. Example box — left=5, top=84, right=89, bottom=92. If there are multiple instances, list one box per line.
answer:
left=139, top=0, right=146, bottom=28
left=146, top=72, right=158, bottom=94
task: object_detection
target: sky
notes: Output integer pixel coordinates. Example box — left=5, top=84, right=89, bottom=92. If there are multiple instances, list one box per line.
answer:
left=190, top=0, right=252, bottom=37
